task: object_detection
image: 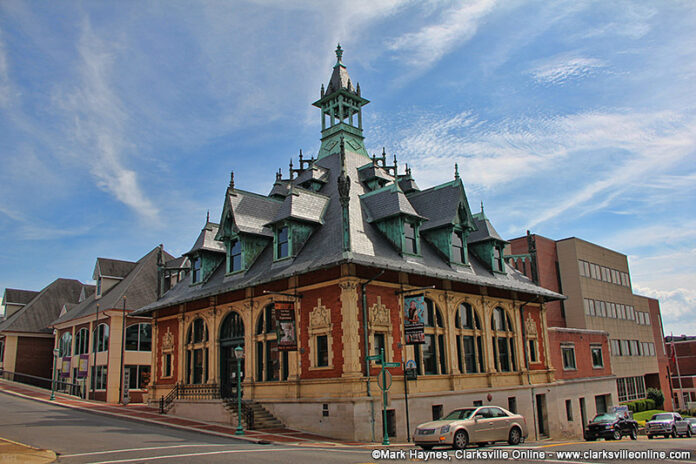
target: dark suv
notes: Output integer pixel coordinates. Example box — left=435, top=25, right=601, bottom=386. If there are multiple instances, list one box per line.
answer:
left=584, top=412, right=638, bottom=441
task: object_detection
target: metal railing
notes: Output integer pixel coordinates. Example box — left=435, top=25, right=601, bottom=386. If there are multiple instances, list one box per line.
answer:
left=0, top=369, right=83, bottom=398
left=159, top=383, right=220, bottom=414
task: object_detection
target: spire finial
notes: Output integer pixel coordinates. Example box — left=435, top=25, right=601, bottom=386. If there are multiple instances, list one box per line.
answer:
left=299, top=149, right=303, bottom=162
left=276, top=168, right=282, bottom=181
left=335, top=43, right=343, bottom=65
left=454, top=163, right=459, bottom=179
left=321, top=84, right=325, bottom=98
left=289, top=159, right=294, bottom=180
left=206, top=210, right=210, bottom=223
left=229, top=171, right=235, bottom=189
left=481, top=201, right=484, bottom=215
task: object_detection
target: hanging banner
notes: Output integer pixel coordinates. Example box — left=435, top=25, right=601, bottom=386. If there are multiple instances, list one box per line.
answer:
left=404, top=294, right=425, bottom=344
left=274, top=301, right=298, bottom=351
left=77, top=354, right=89, bottom=378
left=60, top=357, right=71, bottom=378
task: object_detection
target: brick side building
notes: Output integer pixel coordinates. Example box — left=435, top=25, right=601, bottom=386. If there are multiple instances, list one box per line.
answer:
left=666, top=335, right=696, bottom=409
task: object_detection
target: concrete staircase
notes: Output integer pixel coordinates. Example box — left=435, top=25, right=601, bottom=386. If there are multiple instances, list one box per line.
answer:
left=223, top=399, right=283, bottom=430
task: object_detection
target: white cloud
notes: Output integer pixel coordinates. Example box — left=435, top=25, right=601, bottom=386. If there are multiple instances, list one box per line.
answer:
left=530, top=54, right=607, bottom=85
left=388, top=0, right=497, bottom=73
left=52, top=19, right=159, bottom=221
left=633, top=285, right=696, bottom=336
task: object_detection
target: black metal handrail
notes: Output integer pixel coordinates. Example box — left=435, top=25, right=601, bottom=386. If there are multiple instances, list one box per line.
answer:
left=0, top=369, right=83, bottom=397
left=159, top=383, right=220, bottom=414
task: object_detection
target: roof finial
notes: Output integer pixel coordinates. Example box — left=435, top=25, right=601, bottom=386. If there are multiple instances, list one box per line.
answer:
left=335, top=43, right=343, bottom=65
left=229, top=171, right=235, bottom=190
left=206, top=210, right=210, bottom=223
left=289, top=159, right=294, bottom=180
left=454, top=163, right=459, bottom=179
left=481, top=201, right=484, bottom=215
left=276, top=168, right=282, bottom=181
left=406, top=163, right=411, bottom=176
left=320, top=84, right=325, bottom=98
left=356, top=82, right=361, bottom=96
left=299, top=149, right=303, bottom=162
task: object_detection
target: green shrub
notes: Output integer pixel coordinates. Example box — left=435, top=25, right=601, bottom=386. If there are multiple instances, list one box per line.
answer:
left=647, top=388, right=665, bottom=408
left=645, top=399, right=656, bottom=410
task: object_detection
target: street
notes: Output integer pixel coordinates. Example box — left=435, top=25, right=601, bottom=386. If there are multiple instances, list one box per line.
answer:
left=1, top=392, right=696, bottom=463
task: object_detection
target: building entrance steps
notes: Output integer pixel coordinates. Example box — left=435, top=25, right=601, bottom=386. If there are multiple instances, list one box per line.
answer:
left=221, top=398, right=284, bottom=429
left=0, top=378, right=412, bottom=447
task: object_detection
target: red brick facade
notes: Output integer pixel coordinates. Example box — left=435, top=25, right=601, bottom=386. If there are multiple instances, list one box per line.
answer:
left=548, top=328, right=611, bottom=380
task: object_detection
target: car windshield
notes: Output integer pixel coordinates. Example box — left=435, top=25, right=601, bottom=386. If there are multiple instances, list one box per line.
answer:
left=591, top=413, right=618, bottom=423
left=443, top=409, right=476, bottom=420
left=650, top=414, right=673, bottom=421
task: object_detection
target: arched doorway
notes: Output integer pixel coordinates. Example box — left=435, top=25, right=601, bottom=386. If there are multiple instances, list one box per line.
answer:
left=219, top=311, right=244, bottom=398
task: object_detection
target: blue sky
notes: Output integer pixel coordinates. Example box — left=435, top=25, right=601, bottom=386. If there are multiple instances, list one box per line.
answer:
left=0, top=1, right=694, bottom=335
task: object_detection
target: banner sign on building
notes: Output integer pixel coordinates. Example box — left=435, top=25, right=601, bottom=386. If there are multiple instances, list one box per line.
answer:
left=60, top=357, right=71, bottom=378
left=77, top=354, right=89, bottom=378
left=404, top=294, right=425, bottom=344
left=122, top=369, right=130, bottom=405
left=274, top=301, right=297, bottom=351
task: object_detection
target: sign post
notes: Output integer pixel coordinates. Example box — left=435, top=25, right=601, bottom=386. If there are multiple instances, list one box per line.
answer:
left=234, top=346, right=245, bottom=436
left=369, top=348, right=400, bottom=445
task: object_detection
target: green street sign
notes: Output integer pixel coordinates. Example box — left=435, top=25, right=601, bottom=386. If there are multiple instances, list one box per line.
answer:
left=383, top=362, right=400, bottom=368
left=366, top=355, right=382, bottom=361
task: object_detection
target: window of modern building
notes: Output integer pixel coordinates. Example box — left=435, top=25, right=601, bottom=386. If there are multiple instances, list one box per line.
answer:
left=454, top=302, right=483, bottom=374
left=125, top=364, right=151, bottom=389
left=255, top=305, right=288, bottom=381
left=191, top=257, right=201, bottom=283
left=451, top=230, right=466, bottom=264
left=414, top=298, right=447, bottom=375
left=561, top=345, right=576, bottom=370
left=74, top=328, right=89, bottom=355
left=125, top=323, right=152, bottom=351
left=276, top=226, right=289, bottom=259
left=228, top=238, right=242, bottom=273
left=591, top=345, right=604, bottom=368
left=93, top=323, right=109, bottom=352
left=491, top=307, right=516, bottom=373
left=91, top=365, right=107, bottom=390
left=58, top=332, right=72, bottom=357
left=620, top=340, right=630, bottom=356
left=403, top=221, right=417, bottom=255
left=185, top=318, right=209, bottom=384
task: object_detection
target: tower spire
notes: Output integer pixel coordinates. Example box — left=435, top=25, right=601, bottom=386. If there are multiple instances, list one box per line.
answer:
left=335, top=43, right=344, bottom=66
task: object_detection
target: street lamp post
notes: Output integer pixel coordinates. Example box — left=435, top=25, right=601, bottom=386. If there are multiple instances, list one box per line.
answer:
left=234, top=346, right=244, bottom=436
left=50, top=348, right=59, bottom=401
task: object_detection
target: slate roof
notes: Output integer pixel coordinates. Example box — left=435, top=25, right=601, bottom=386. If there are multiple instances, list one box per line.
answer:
left=269, top=187, right=330, bottom=225
left=0, top=279, right=88, bottom=334
left=186, top=222, right=225, bottom=255
left=225, top=190, right=282, bottom=237
left=397, top=175, right=419, bottom=194
left=2, top=289, right=39, bottom=306
left=52, top=246, right=174, bottom=325
left=294, top=165, right=329, bottom=186
left=93, top=258, right=137, bottom=280
left=357, top=163, right=393, bottom=184
left=408, top=181, right=468, bottom=232
left=468, top=214, right=505, bottom=244
left=79, top=285, right=96, bottom=303
left=361, top=183, right=423, bottom=223
left=327, top=61, right=355, bottom=95
left=269, top=180, right=291, bottom=199
left=165, top=256, right=189, bottom=269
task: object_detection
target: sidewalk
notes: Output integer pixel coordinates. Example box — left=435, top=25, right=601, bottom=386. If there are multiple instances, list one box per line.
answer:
left=0, top=436, right=56, bottom=464
left=0, top=379, right=409, bottom=448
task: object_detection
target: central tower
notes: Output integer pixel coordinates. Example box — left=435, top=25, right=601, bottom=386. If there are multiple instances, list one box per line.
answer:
left=313, top=45, right=370, bottom=159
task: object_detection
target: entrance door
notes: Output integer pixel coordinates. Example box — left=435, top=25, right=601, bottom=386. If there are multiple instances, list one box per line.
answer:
left=219, top=312, right=245, bottom=399
left=536, top=394, right=548, bottom=437
left=579, top=397, right=587, bottom=429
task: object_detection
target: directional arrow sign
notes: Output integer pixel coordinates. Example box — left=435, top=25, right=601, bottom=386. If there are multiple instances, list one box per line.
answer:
left=383, top=362, right=400, bottom=368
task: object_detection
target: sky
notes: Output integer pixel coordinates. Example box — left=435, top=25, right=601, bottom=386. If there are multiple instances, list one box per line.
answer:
left=0, top=1, right=694, bottom=335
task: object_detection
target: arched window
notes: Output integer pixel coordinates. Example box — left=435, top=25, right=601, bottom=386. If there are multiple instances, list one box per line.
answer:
left=455, top=303, right=484, bottom=373
left=75, top=328, right=89, bottom=355
left=414, top=298, right=447, bottom=375
left=125, top=323, right=152, bottom=351
left=491, top=307, right=516, bottom=372
left=59, top=332, right=72, bottom=357
left=186, top=318, right=209, bottom=384
left=255, top=304, right=289, bottom=381
left=93, top=323, right=109, bottom=352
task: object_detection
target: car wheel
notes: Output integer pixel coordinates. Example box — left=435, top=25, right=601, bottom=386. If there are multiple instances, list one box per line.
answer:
left=508, top=427, right=522, bottom=446
left=630, top=427, right=637, bottom=440
left=586, top=436, right=596, bottom=442
left=671, top=427, right=678, bottom=438
left=420, top=445, right=433, bottom=450
left=453, top=430, right=469, bottom=450
left=612, top=428, right=622, bottom=441
left=647, top=434, right=653, bottom=439
left=687, top=428, right=692, bottom=438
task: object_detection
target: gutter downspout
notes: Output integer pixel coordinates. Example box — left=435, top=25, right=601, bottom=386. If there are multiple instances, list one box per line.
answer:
left=362, top=269, right=385, bottom=443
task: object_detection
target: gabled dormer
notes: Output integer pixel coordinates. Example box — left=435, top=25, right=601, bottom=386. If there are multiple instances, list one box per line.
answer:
left=265, top=186, right=329, bottom=261
left=216, top=181, right=282, bottom=275
left=92, top=258, right=136, bottom=298
left=294, top=164, right=329, bottom=193
left=184, top=219, right=225, bottom=284
left=361, top=183, right=426, bottom=256
left=468, top=204, right=508, bottom=274
left=408, top=176, right=476, bottom=266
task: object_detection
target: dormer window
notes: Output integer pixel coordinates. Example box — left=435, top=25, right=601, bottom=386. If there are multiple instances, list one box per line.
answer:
left=229, top=239, right=242, bottom=273
left=493, top=246, right=504, bottom=272
left=96, top=277, right=102, bottom=296
left=276, top=226, right=289, bottom=259
left=451, top=230, right=466, bottom=264
left=191, top=257, right=201, bottom=283
left=403, top=221, right=418, bottom=255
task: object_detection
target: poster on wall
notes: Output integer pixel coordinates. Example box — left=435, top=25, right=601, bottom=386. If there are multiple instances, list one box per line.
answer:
left=404, top=294, right=425, bottom=344
left=274, top=301, right=297, bottom=351
left=77, top=354, right=89, bottom=378
left=60, top=357, right=71, bottom=378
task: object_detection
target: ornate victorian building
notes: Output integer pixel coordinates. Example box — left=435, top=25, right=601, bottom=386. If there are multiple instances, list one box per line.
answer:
left=138, top=46, right=568, bottom=441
